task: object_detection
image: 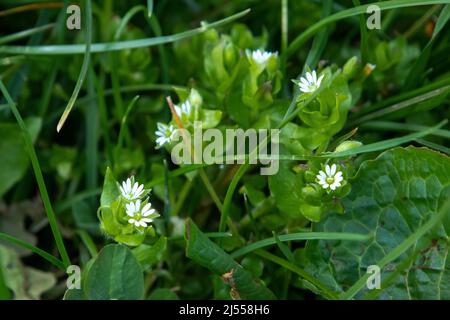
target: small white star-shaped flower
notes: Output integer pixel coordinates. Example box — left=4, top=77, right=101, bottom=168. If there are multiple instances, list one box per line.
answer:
left=316, top=164, right=344, bottom=191
left=119, top=177, right=145, bottom=201
left=155, top=122, right=176, bottom=148
left=126, top=199, right=156, bottom=228
left=298, top=70, right=324, bottom=93
left=246, top=49, right=277, bottom=66
left=174, top=100, right=193, bottom=120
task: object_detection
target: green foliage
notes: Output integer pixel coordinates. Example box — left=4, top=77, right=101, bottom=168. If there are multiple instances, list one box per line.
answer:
left=185, top=219, right=276, bottom=299
left=0, top=0, right=449, bottom=301
left=0, top=118, right=41, bottom=197
left=298, top=147, right=450, bottom=299
left=85, top=244, right=144, bottom=300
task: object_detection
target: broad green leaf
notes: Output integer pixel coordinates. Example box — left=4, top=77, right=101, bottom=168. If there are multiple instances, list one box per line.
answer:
left=185, top=219, right=276, bottom=299
left=0, top=117, right=41, bottom=197
left=299, top=146, right=450, bottom=299
left=85, top=244, right=144, bottom=300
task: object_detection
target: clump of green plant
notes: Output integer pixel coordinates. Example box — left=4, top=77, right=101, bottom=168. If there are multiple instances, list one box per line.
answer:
left=0, top=0, right=449, bottom=301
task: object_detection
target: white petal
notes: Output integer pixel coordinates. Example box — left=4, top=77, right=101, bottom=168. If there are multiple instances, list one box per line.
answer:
left=134, top=221, right=141, bottom=227
left=142, top=218, right=153, bottom=223
left=135, top=199, right=141, bottom=210
left=142, top=203, right=151, bottom=213
left=330, top=184, right=336, bottom=190
left=319, top=171, right=327, bottom=179
left=312, top=70, right=317, bottom=83
left=317, top=74, right=324, bottom=86
left=335, top=176, right=344, bottom=183
left=330, top=164, right=337, bottom=176
left=300, top=77, right=310, bottom=86
left=334, top=171, right=343, bottom=178
left=139, top=221, right=147, bottom=227
left=325, top=165, right=331, bottom=176
left=306, top=72, right=313, bottom=83
left=322, top=183, right=329, bottom=189
left=126, top=178, right=131, bottom=191
left=128, top=218, right=135, bottom=224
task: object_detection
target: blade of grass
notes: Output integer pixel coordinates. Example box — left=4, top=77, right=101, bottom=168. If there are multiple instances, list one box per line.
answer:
left=231, top=232, right=370, bottom=259
left=0, top=23, right=55, bottom=45
left=415, top=138, right=450, bottom=155
left=362, top=121, right=450, bottom=139
left=285, top=0, right=448, bottom=58
left=75, top=230, right=98, bottom=258
left=0, top=2, right=63, bottom=17
left=255, top=249, right=339, bottom=300
left=348, top=85, right=450, bottom=126
left=0, top=9, right=251, bottom=55
left=303, top=0, right=332, bottom=71
left=351, top=77, right=450, bottom=118
left=326, top=120, right=447, bottom=158
left=352, top=0, right=369, bottom=63
left=0, top=232, right=65, bottom=270
left=117, top=95, right=140, bottom=149
left=85, top=66, right=98, bottom=195
left=147, top=0, right=153, bottom=17
left=0, top=79, right=71, bottom=268
left=341, top=197, right=450, bottom=299
left=56, top=0, right=92, bottom=132
left=403, top=4, right=450, bottom=90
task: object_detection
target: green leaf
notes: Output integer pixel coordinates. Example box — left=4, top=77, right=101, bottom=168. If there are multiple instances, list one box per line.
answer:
left=185, top=219, right=276, bottom=299
left=100, top=167, right=120, bottom=207
left=0, top=117, right=41, bottom=197
left=299, top=146, right=450, bottom=299
left=268, top=160, right=304, bottom=219
left=132, top=236, right=167, bottom=270
left=85, top=244, right=144, bottom=300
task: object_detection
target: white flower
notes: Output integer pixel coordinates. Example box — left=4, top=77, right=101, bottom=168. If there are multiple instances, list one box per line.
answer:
left=246, top=49, right=277, bottom=66
left=126, top=199, right=156, bottom=228
left=155, top=122, right=176, bottom=147
left=119, top=177, right=145, bottom=200
left=316, top=164, right=344, bottom=191
left=298, top=70, right=324, bottom=93
left=174, top=100, right=192, bottom=119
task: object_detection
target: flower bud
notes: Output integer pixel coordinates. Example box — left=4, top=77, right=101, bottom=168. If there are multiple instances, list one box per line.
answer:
left=334, top=140, right=363, bottom=153
left=188, top=88, right=203, bottom=108
left=343, top=56, right=358, bottom=78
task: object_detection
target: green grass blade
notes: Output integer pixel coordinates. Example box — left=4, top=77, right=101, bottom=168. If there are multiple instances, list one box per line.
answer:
left=117, top=95, right=140, bottom=149
left=362, top=121, right=450, bottom=139
left=340, top=197, right=450, bottom=299
left=327, top=120, right=447, bottom=158
left=56, top=0, right=92, bottom=132
left=255, top=249, right=339, bottom=300
left=286, top=0, right=448, bottom=58
left=0, top=23, right=54, bottom=45
left=231, top=232, right=370, bottom=259
left=403, top=4, right=450, bottom=90
left=349, top=85, right=450, bottom=126
left=0, top=232, right=65, bottom=270
left=0, top=9, right=250, bottom=55
left=415, top=138, right=450, bottom=155
left=0, top=79, right=71, bottom=268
